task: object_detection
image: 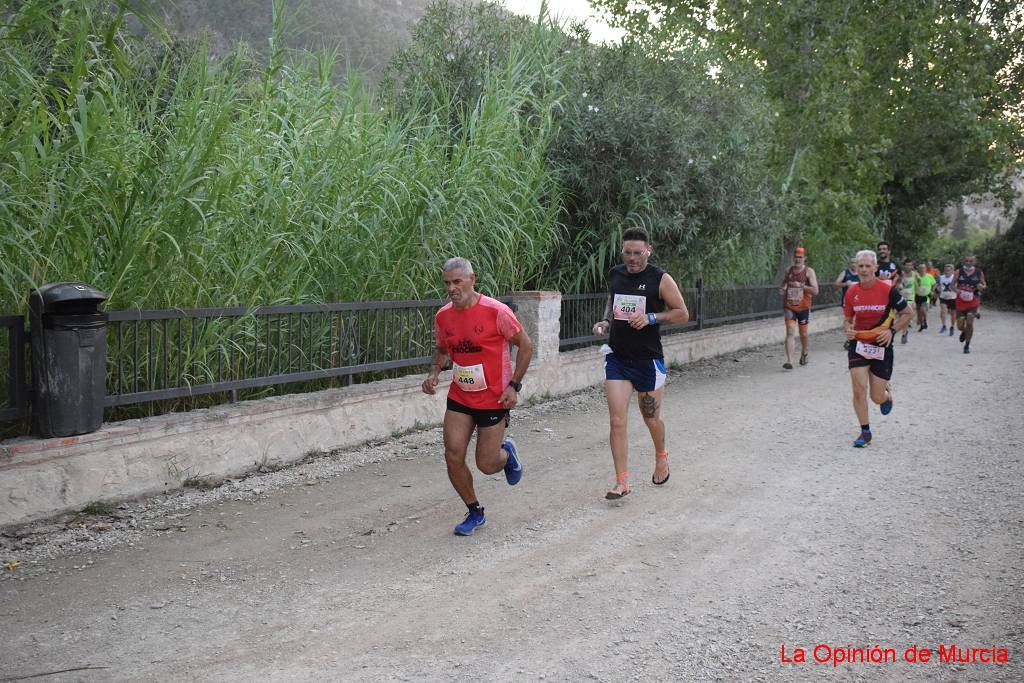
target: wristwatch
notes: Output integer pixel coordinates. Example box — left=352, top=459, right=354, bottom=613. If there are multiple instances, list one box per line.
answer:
left=508, top=380, right=522, bottom=392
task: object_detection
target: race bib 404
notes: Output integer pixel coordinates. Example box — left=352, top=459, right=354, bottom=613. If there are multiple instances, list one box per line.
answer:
left=612, top=294, right=646, bottom=320
left=452, top=362, right=488, bottom=391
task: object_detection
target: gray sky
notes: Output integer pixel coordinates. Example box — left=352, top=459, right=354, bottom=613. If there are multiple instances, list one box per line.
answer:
left=500, top=0, right=623, bottom=42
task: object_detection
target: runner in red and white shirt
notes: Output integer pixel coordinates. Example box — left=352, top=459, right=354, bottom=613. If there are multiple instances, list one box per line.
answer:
left=422, top=257, right=533, bottom=536
left=954, top=254, right=986, bottom=354
left=842, top=249, right=913, bottom=449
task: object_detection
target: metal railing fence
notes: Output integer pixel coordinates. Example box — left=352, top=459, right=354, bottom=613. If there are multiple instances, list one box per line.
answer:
left=559, top=282, right=842, bottom=351
left=1, top=285, right=842, bottom=425
left=0, top=315, right=27, bottom=422
left=559, top=289, right=701, bottom=351
left=103, top=298, right=518, bottom=408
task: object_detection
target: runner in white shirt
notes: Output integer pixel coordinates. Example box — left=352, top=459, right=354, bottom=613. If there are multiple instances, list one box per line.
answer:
left=936, top=263, right=957, bottom=336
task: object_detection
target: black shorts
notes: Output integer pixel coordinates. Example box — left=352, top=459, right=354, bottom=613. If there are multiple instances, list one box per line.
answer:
left=847, top=343, right=894, bottom=381
left=784, top=308, right=810, bottom=325
left=942, top=298, right=957, bottom=310
left=956, top=307, right=979, bottom=319
left=914, top=295, right=929, bottom=306
left=447, top=397, right=509, bottom=429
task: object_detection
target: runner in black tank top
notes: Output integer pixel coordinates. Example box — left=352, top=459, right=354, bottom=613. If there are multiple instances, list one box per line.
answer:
left=875, top=241, right=899, bottom=285
left=591, top=228, right=689, bottom=499
left=607, top=263, right=666, bottom=360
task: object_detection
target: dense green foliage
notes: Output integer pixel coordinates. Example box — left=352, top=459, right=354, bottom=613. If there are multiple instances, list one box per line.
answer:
left=978, top=210, right=1024, bottom=305
left=0, top=0, right=561, bottom=312
left=593, top=0, right=1024, bottom=260
left=386, top=3, right=787, bottom=289
left=548, top=41, right=782, bottom=289
left=4, top=0, right=1018, bottom=314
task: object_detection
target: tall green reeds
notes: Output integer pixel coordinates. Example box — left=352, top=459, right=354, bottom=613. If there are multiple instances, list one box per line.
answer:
left=0, top=0, right=563, bottom=313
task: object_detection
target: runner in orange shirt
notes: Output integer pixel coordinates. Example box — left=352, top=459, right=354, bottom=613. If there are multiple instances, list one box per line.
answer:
left=779, top=246, right=819, bottom=369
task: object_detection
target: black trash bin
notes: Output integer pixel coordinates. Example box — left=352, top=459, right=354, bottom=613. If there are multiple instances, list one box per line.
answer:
left=28, top=282, right=109, bottom=438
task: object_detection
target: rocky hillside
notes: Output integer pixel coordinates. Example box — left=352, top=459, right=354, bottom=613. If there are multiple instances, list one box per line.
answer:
left=943, top=172, right=1024, bottom=238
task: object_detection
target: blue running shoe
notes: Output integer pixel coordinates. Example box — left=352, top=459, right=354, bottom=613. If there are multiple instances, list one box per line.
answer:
left=879, top=383, right=893, bottom=415
left=502, top=438, right=522, bottom=486
left=454, top=508, right=486, bottom=536
left=853, top=431, right=872, bottom=448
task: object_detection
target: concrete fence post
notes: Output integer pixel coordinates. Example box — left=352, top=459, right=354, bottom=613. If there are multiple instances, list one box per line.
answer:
left=509, top=291, right=561, bottom=360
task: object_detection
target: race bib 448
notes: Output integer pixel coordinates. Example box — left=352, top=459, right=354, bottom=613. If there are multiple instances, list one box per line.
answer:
left=452, top=363, right=487, bottom=391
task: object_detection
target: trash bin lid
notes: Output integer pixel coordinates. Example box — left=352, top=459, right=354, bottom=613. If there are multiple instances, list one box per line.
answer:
left=29, top=282, right=109, bottom=308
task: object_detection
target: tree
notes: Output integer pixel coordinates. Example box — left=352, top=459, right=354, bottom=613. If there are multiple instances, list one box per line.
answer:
left=547, top=38, right=784, bottom=289
left=384, top=2, right=788, bottom=290
left=593, top=0, right=1024, bottom=259
left=978, top=208, right=1024, bottom=304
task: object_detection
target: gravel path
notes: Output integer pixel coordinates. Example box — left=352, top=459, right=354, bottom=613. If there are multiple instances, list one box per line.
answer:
left=2, top=310, right=1022, bottom=682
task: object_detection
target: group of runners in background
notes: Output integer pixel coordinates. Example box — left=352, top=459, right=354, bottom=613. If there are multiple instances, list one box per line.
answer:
left=782, top=240, right=986, bottom=449
left=831, top=242, right=987, bottom=353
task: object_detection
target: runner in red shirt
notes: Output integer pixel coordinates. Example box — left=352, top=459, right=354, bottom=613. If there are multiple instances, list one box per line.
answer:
left=422, top=257, right=533, bottom=536
left=843, top=249, right=913, bottom=448
left=954, top=254, right=986, bottom=354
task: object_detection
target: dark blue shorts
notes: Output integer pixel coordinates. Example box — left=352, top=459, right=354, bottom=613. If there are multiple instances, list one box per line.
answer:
left=785, top=308, right=810, bottom=325
left=604, top=353, right=667, bottom=392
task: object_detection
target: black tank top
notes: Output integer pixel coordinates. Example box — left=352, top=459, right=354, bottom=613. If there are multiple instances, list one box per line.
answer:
left=607, top=264, right=666, bottom=360
left=877, top=260, right=898, bottom=280
left=957, top=268, right=982, bottom=293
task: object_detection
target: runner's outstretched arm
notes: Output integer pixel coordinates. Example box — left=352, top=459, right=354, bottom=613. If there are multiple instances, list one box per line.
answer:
left=656, top=274, right=689, bottom=325
left=509, top=330, right=533, bottom=384
left=422, top=344, right=450, bottom=395
left=592, top=296, right=615, bottom=336
left=499, top=329, right=533, bottom=408
left=807, top=268, right=820, bottom=296
left=843, top=315, right=857, bottom=340
left=889, top=305, right=914, bottom=341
